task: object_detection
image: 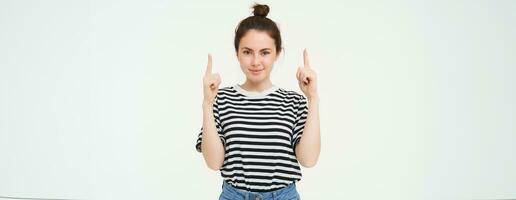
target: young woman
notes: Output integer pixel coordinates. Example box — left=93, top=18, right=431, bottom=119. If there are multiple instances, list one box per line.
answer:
left=196, top=4, right=320, bottom=200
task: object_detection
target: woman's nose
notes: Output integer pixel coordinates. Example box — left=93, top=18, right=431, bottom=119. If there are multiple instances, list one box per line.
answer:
left=251, top=55, right=260, bottom=66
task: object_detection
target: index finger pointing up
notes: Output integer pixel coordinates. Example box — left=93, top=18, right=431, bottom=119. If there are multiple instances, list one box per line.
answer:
left=303, top=48, right=310, bottom=68
left=206, top=53, right=212, bottom=75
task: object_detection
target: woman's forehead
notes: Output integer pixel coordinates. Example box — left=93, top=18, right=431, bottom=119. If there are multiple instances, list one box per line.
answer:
left=239, top=30, right=275, bottom=50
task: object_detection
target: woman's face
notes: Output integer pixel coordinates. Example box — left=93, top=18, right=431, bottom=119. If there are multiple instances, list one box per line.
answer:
left=236, top=29, right=279, bottom=84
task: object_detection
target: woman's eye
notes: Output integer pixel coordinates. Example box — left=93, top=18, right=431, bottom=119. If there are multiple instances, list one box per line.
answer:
left=261, top=51, right=270, bottom=55
left=243, top=51, right=251, bottom=55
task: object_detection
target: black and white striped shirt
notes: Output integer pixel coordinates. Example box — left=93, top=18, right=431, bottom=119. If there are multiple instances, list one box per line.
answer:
left=196, top=84, right=308, bottom=192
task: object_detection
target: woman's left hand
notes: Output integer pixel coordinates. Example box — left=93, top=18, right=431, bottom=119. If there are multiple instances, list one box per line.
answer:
left=296, top=49, right=318, bottom=99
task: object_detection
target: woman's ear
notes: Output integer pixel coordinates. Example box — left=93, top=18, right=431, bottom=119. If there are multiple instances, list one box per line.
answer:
left=275, top=49, right=282, bottom=61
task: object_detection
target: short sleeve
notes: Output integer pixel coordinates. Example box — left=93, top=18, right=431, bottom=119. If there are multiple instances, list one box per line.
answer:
left=292, top=95, right=308, bottom=150
left=195, top=96, right=225, bottom=153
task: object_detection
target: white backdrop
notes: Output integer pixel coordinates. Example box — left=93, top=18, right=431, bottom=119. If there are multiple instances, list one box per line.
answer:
left=1, top=0, right=515, bottom=199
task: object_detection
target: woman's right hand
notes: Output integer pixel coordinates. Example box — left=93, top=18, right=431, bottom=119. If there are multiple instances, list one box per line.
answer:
left=203, top=54, right=221, bottom=104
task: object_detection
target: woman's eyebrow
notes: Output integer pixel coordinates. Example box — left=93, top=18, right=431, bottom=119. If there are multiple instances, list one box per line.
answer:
left=242, top=47, right=272, bottom=51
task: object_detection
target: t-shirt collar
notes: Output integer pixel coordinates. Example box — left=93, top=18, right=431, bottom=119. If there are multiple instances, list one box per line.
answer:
left=234, top=84, right=278, bottom=98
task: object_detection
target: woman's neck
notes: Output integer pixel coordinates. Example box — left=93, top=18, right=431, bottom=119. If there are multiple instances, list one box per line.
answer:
left=240, top=79, right=273, bottom=92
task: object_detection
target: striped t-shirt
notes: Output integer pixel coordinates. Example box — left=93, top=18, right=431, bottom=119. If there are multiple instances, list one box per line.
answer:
left=196, top=84, right=308, bottom=192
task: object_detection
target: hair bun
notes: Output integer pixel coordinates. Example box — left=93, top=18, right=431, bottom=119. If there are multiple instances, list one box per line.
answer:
left=252, top=4, right=269, bottom=17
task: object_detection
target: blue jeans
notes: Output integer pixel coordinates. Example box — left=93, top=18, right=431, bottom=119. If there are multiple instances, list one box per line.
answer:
left=219, top=181, right=300, bottom=200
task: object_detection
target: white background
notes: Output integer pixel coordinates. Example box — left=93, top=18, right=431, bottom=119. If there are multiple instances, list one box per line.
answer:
left=1, top=0, right=515, bottom=199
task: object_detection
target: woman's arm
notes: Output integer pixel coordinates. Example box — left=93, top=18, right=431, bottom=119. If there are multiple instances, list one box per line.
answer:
left=295, top=49, right=321, bottom=168
left=201, top=54, right=225, bottom=171
left=295, top=95, right=321, bottom=168
left=201, top=101, right=225, bottom=171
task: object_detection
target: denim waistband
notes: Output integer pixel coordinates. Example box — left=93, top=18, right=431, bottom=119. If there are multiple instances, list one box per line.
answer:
left=221, top=181, right=296, bottom=199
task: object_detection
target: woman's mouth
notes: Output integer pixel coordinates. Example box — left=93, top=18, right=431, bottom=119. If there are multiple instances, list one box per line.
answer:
left=249, top=68, right=264, bottom=75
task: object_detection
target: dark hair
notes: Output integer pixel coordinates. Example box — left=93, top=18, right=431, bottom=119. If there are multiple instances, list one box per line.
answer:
left=234, top=3, right=282, bottom=55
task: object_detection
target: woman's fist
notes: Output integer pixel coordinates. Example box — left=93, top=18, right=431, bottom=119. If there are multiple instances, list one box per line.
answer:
left=203, top=54, right=221, bottom=104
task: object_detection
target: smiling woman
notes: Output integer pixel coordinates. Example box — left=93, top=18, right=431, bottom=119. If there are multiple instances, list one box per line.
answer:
left=195, top=3, right=320, bottom=200
left=237, top=29, right=277, bottom=85
left=2, top=0, right=516, bottom=199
